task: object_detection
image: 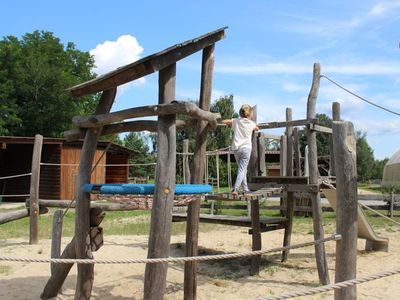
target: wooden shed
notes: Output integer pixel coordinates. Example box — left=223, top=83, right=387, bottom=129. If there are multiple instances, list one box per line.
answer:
left=0, top=136, right=136, bottom=201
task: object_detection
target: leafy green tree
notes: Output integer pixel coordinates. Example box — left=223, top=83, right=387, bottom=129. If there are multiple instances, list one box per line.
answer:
left=356, top=131, right=374, bottom=182
left=299, top=113, right=332, bottom=156
left=123, top=132, right=155, bottom=179
left=0, top=30, right=97, bottom=137
left=371, top=157, right=389, bottom=180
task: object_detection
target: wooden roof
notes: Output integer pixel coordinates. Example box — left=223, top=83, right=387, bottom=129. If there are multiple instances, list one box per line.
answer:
left=69, top=27, right=228, bottom=97
left=0, top=136, right=137, bottom=156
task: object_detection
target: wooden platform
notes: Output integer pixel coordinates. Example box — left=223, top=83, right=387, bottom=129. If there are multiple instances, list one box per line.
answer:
left=205, top=187, right=282, bottom=201
left=172, top=213, right=287, bottom=233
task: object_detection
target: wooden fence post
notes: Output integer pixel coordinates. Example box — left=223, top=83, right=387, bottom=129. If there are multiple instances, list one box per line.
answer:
left=183, top=139, right=191, bottom=184
left=144, top=63, right=177, bottom=300
left=282, top=108, right=294, bottom=261
left=333, top=121, right=357, bottom=300
left=51, top=210, right=64, bottom=275
left=330, top=102, right=341, bottom=176
left=306, top=63, right=330, bottom=284
left=29, top=134, right=43, bottom=244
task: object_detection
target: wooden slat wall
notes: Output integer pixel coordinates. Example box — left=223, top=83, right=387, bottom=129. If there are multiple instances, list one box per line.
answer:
left=106, top=154, right=129, bottom=183
left=39, top=144, right=61, bottom=199
left=60, top=146, right=106, bottom=200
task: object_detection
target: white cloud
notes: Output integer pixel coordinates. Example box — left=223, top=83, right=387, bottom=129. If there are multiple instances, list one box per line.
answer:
left=369, top=1, right=400, bottom=17
left=90, top=35, right=145, bottom=93
left=354, top=119, right=400, bottom=136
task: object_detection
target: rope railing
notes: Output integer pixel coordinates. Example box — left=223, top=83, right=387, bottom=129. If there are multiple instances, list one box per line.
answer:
left=0, top=194, right=30, bottom=198
left=257, top=267, right=400, bottom=300
left=0, top=172, right=32, bottom=180
left=359, top=202, right=400, bottom=226
left=0, top=234, right=341, bottom=265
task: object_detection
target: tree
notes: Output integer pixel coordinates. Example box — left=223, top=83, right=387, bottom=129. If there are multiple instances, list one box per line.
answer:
left=371, top=157, right=389, bottom=180
left=123, top=132, right=155, bottom=179
left=356, top=131, right=375, bottom=182
left=299, top=113, right=332, bottom=156
left=0, top=30, right=98, bottom=137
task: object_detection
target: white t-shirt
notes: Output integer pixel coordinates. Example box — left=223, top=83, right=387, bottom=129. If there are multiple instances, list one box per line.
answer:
left=231, top=118, right=257, bottom=150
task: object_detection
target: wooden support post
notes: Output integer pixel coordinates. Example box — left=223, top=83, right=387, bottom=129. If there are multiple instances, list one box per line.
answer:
left=216, top=153, right=220, bottom=192
left=293, top=128, right=301, bottom=176
left=333, top=121, right=357, bottom=300
left=282, top=108, right=294, bottom=262
left=51, top=210, right=63, bottom=275
left=250, top=198, right=261, bottom=275
left=249, top=105, right=258, bottom=181
left=227, top=148, right=232, bottom=190
left=258, top=132, right=266, bottom=176
left=280, top=135, right=287, bottom=176
left=144, top=64, right=177, bottom=300
left=390, top=190, right=394, bottom=218
left=330, top=102, right=341, bottom=177
left=184, top=44, right=214, bottom=300
left=183, top=139, right=191, bottom=184
left=75, top=88, right=116, bottom=300
left=29, top=134, right=43, bottom=244
left=306, top=63, right=330, bottom=285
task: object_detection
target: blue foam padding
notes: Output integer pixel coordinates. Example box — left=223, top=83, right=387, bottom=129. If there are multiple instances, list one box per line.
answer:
left=83, top=183, right=212, bottom=195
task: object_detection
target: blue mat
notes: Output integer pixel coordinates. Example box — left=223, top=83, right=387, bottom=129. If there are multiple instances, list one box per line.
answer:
left=83, top=183, right=212, bottom=195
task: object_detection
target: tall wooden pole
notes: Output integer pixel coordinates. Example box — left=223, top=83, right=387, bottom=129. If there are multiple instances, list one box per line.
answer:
left=184, top=44, right=214, bottom=300
left=293, top=128, right=301, bottom=176
left=29, top=134, right=43, bottom=244
left=144, top=64, right=177, bottom=300
left=282, top=108, right=294, bottom=261
left=258, top=133, right=266, bottom=176
left=333, top=121, right=357, bottom=300
left=280, top=135, right=287, bottom=176
left=75, top=88, right=116, bottom=299
left=306, top=63, right=330, bottom=284
left=183, top=139, right=191, bottom=184
left=330, top=102, right=341, bottom=177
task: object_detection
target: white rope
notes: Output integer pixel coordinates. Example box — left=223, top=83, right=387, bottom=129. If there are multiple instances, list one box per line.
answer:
left=0, top=194, right=30, bottom=197
left=257, top=267, right=400, bottom=300
left=0, top=173, right=32, bottom=180
left=359, top=202, right=400, bottom=226
left=0, top=234, right=340, bottom=265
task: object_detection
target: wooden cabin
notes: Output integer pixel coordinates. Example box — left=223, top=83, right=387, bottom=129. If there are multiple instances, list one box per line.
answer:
left=0, top=136, right=136, bottom=201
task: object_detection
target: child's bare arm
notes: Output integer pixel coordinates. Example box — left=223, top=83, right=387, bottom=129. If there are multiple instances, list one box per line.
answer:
left=223, top=119, right=233, bottom=126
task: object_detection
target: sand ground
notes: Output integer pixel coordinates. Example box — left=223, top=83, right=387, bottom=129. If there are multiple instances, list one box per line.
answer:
left=0, top=219, right=399, bottom=300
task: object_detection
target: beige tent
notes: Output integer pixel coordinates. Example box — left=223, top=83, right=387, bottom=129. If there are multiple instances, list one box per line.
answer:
left=382, top=149, right=400, bottom=186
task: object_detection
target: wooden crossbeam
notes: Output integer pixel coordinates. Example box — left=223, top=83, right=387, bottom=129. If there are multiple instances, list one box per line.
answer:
left=72, top=102, right=221, bottom=128
left=69, top=27, right=227, bottom=97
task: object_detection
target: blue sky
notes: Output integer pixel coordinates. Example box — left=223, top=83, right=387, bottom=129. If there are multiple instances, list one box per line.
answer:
left=1, top=0, right=400, bottom=159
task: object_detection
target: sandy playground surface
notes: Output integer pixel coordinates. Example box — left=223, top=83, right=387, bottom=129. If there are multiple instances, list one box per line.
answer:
left=0, top=219, right=399, bottom=300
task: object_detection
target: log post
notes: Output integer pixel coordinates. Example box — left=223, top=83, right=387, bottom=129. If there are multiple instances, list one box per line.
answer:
left=258, top=133, right=266, bottom=176
left=29, top=134, right=43, bottom=244
left=227, top=148, right=232, bottom=190
left=41, top=208, right=105, bottom=299
left=280, top=135, right=287, bottom=176
left=216, top=153, right=220, bottom=192
left=249, top=105, right=258, bottom=181
left=144, top=63, right=177, bottom=300
left=293, top=128, right=301, bottom=176
left=282, top=108, right=294, bottom=261
left=330, top=102, right=341, bottom=176
left=51, top=210, right=64, bottom=275
left=184, top=44, right=214, bottom=300
left=183, top=139, right=191, bottom=184
left=75, top=88, right=116, bottom=300
left=333, top=121, right=357, bottom=300
left=306, top=63, right=330, bottom=284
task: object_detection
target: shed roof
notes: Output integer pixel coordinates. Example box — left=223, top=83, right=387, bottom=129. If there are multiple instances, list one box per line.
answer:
left=0, top=136, right=137, bottom=156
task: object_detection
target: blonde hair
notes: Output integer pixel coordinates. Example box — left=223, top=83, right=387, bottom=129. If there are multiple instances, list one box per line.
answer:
left=239, top=104, right=253, bottom=118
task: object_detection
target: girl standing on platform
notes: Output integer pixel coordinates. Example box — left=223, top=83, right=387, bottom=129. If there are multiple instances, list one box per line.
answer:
left=223, top=104, right=258, bottom=196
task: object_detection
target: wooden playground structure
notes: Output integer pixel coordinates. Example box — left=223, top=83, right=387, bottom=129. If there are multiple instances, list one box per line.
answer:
left=0, top=27, right=396, bottom=300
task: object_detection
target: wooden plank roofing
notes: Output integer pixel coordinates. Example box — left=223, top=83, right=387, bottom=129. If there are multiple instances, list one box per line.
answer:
left=69, top=27, right=228, bottom=97
left=0, top=136, right=137, bottom=156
